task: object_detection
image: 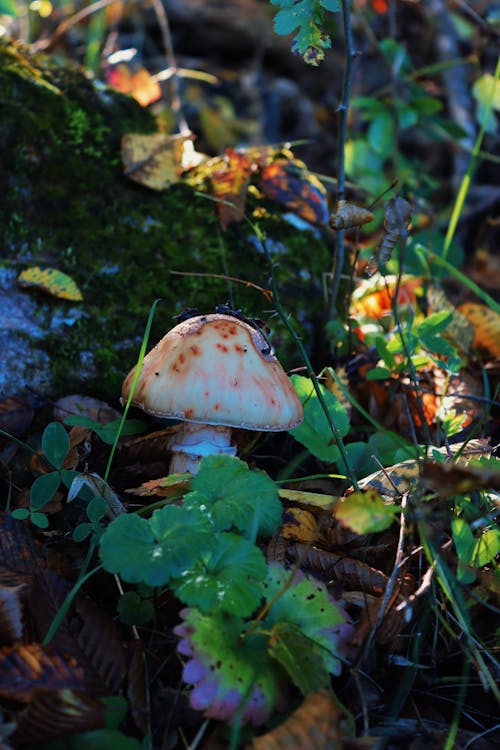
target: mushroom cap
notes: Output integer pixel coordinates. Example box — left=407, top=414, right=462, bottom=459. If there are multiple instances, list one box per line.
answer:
left=121, top=314, right=304, bottom=430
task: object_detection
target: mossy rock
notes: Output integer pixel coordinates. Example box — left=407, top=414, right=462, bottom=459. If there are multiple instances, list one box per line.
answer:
left=0, top=38, right=330, bottom=403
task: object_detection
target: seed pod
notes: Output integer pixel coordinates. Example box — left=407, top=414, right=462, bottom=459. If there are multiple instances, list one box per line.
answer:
left=329, top=200, right=375, bottom=230
left=367, top=196, right=412, bottom=276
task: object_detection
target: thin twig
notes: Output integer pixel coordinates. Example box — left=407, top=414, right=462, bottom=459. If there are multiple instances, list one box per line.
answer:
left=327, top=0, right=355, bottom=321
left=150, top=0, right=189, bottom=132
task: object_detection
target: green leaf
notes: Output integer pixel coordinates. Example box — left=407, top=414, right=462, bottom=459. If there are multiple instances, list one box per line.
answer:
left=64, top=415, right=146, bottom=444
left=73, top=523, right=92, bottom=542
left=452, top=517, right=475, bottom=565
left=87, top=495, right=106, bottom=523
left=333, top=490, right=398, bottom=534
left=395, top=104, right=419, bottom=129
left=471, top=528, right=500, bottom=567
left=171, top=533, right=267, bottom=616
left=42, top=422, right=70, bottom=470
left=30, top=512, right=49, bottom=529
left=17, top=266, right=83, bottom=301
left=0, top=1, right=20, bottom=15
left=117, top=591, right=155, bottom=625
left=472, top=73, right=500, bottom=134
left=368, top=111, right=394, bottom=158
left=366, top=366, right=393, bottom=381
left=99, top=506, right=213, bottom=586
left=268, top=621, right=330, bottom=694
left=190, top=454, right=282, bottom=538
left=320, top=0, right=340, bottom=10
left=418, top=310, right=453, bottom=336
left=38, top=728, right=143, bottom=750
left=11, top=508, right=29, bottom=521
left=29, top=472, right=61, bottom=510
left=263, top=564, right=352, bottom=676
left=102, top=696, right=128, bottom=730
left=411, top=95, right=442, bottom=116
left=174, top=608, right=284, bottom=725
left=289, top=375, right=350, bottom=462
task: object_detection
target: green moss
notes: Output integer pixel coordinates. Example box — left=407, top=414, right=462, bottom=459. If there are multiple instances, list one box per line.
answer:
left=1, top=38, right=330, bottom=402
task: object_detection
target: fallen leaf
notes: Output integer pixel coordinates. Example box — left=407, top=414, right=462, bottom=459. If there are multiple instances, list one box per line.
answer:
left=458, top=302, right=500, bottom=358
left=17, top=267, right=83, bottom=301
left=121, top=132, right=191, bottom=190
left=260, top=158, right=329, bottom=226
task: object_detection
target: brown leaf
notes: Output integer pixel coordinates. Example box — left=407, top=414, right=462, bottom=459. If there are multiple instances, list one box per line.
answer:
left=0, top=643, right=87, bottom=701
left=458, top=302, right=500, bottom=358
left=12, top=689, right=105, bottom=746
left=422, top=460, right=500, bottom=497
left=282, top=508, right=320, bottom=543
left=53, top=394, right=121, bottom=425
left=121, top=132, right=191, bottom=190
left=288, top=545, right=388, bottom=595
left=0, top=581, right=27, bottom=645
left=251, top=690, right=353, bottom=749
left=208, top=148, right=255, bottom=228
left=0, top=395, right=34, bottom=447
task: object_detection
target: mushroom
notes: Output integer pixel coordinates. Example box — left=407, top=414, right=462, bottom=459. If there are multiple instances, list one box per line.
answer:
left=121, top=313, right=304, bottom=474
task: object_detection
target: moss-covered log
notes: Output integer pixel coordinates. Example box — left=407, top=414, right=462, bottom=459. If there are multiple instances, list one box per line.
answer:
left=0, top=38, right=330, bottom=402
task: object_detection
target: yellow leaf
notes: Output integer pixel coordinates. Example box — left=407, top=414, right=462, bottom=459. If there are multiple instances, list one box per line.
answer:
left=17, top=267, right=82, bottom=301
left=121, top=132, right=191, bottom=190
left=458, top=303, right=500, bottom=358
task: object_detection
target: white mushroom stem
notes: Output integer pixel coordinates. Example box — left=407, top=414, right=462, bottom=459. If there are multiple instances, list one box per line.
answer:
left=169, top=422, right=236, bottom=475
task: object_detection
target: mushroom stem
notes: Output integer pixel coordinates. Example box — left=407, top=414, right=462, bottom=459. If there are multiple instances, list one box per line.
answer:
left=169, top=422, right=236, bottom=474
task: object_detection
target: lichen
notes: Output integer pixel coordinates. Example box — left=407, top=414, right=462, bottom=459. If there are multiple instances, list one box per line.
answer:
left=0, top=38, right=330, bottom=402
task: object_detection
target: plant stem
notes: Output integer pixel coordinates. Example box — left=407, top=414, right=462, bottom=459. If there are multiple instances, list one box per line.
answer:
left=261, top=241, right=360, bottom=491
left=443, top=53, right=500, bottom=261
left=327, top=0, right=355, bottom=322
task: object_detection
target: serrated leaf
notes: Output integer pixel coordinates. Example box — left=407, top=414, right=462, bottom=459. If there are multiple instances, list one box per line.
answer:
left=29, top=472, right=61, bottom=511
left=171, top=532, right=267, bottom=616
left=18, top=266, right=83, bottom=301
left=262, top=564, right=353, bottom=676
left=99, top=506, right=213, bottom=586
left=333, top=490, right=398, bottom=534
left=189, top=454, right=281, bottom=538
left=269, top=621, right=330, bottom=694
left=42, top=421, right=70, bottom=469
left=174, top=608, right=286, bottom=726
left=273, top=5, right=307, bottom=35
left=320, top=0, right=340, bottom=10
left=289, top=375, right=350, bottom=463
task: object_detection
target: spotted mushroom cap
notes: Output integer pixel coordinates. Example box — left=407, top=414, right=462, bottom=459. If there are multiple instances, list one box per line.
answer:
left=121, top=314, right=304, bottom=430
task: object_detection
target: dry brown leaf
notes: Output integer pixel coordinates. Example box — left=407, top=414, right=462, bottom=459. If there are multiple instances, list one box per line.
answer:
left=251, top=690, right=348, bottom=749
left=330, top=200, right=374, bottom=230
left=282, top=507, right=320, bottom=543
left=458, top=302, right=500, bottom=358
left=11, top=688, right=105, bottom=746
left=121, top=132, right=192, bottom=190
left=288, top=544, right=388, bottom=595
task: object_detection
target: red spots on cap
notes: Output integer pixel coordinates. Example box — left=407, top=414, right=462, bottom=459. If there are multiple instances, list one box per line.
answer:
left=179, top=353, right=185, bottom=364
left=204, top=390, right=209, bottom=398
left=216, top=343, right=229, bottom=353
left=234, top=344, right=247, bottom=354
left=190, top=345, right=201, bottom=355
left=170, top=363, right=180, bottom=373
left=213, top=403, right=221, bottom=411
left=228, top=325, right=237, bottom=335
left=184, top=408, right=194, bottom=418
